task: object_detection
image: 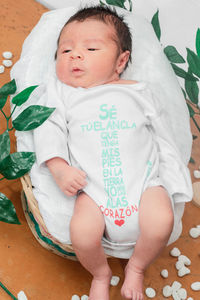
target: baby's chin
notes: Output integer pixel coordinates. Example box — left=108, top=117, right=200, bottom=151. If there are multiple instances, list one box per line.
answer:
left=58, top=76, right=119, bottom=88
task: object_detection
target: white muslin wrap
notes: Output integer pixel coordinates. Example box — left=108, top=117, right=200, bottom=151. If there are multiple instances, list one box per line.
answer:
left=31, top=76, right=192, bottom=258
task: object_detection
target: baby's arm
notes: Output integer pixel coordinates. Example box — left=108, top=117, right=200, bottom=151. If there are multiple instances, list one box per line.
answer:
left=46, top=157, right=87, bottom=197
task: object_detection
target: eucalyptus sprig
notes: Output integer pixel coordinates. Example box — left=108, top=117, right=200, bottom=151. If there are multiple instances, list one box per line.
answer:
left=0, top=79, right=55, bottom=225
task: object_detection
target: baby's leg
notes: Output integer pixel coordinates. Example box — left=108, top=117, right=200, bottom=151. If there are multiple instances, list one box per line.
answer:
left=70, top=192, right=112, bottom=300
left=121, top=186, right=174, bottom=300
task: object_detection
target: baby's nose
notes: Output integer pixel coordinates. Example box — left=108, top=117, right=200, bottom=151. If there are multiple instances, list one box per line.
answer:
left=70, top=49, right=83, bottom=60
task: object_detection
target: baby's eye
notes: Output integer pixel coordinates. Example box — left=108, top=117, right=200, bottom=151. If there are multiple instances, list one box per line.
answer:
left=63, top=50, right=71, bottom=53
left=88, top=48, right=97, bottom=51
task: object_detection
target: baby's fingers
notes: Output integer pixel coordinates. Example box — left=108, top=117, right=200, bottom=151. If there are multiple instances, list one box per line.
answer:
left=75, top=176, right=87, bottom=188
left=65, top=186, right=77, bottom=197
left=72, top=180, right=85, bottom=190
left=77, top=169, right=87, bottom=178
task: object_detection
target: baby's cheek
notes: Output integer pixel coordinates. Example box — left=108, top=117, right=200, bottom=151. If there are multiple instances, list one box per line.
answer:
left=56, top=59, right=68, bottom=83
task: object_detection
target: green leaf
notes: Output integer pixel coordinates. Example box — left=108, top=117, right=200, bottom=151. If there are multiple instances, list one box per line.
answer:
left=185, top=78, right=199, bottom=104
left=0, top=152, right=36, bottom=180
left=171, top=63, right=198, bottom=81
left=186, top=48, right=200, bottom=78
left=100, top=0, right=105, bottom=6
left=164, top=46, right=185, bottom=63
left=105, top=0, right=126, bottom=9
left=181, top=88, right=186, bottom=99
left=0, top=79, right=17, bottom=109
left=12, top=85, right=38, bottom=106
left=0, top=192, right=20, bottom=224
left=151, top=10, right=161, bottom=41
left=189, top=157, right=195, bottom=164
left=196, top=28, right=200, bottom=57
left=12, top=105, right=55, bottom=131
left=192, top=135, right=198, bottom=140
left=186, top=102, right=195, bottom=117
left=126, top=0, right=132, bottom=11
left=0, top=131, right=10, bottom=161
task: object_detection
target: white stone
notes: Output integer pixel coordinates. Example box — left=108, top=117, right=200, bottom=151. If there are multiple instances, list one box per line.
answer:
left=172, top=281, right=182, bottom=291
left=178, top=255, right=191, bottom=266
left=189, top=227, right=200, bottom=238
left=110, top=276, right=120, bottom=286
left=71, top=295, right=80, bottom=300
left=177, top=288, right=187, bottom=299
left=170, top=247, right=181, bottom=257
left=2, top=51, right=13, bottom=59
left=160, top=269, right=168, bottom=278
left=162, top=285, right=172, bottom=297
left=145, top=287, right=156, bottom=298
left=178, top=266, right=191, bottom=277
left=194, top=170, right=200, bottom=178
left=81, top=295, right=88, bottom=300
left=17, top=291, right=28, bottom=300
left=0, top=65, right=5, bottom=73
left=176, top=260, right=184, bottom=270
left=2, top=59, right=12, bottom=67
left=172, top=290, right=181, bottom=300
left=187, top=297, right=194, bottom=300
left=191, top=281, right=200, bottom=291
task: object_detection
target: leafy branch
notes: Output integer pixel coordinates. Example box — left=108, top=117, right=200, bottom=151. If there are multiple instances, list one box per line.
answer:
left=151, top=11, right=200, bottom=141
left=0, top=79, right=55, bottom=224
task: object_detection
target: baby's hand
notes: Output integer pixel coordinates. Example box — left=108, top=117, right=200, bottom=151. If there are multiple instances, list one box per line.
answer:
left=46, top=157, right=87, bottom=197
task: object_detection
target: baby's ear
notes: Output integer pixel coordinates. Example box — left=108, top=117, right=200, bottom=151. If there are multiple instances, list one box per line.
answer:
left=116, top=50, right=130, bottom=74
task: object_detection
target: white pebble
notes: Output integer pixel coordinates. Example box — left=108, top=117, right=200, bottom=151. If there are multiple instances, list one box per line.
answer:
left=187, top=297, right=194, bottom=300
left=172, top=281, right=182, bottom=291
left=178, top=266, right=190, bottom=277
left=172, top=290, right=181, bottom=300
left=145, top=287, right=156, bottom=298
left=110, top=276, right=120, bottom=286
left=17, top=291, right=28, bottom=300
left=178, top=255, right=191, bottom=266
left=189, top=227, right=200, bottom=238
left=170, top=247, right=181, bottom=257
left=160, top=269, right=168, bottom=278
left=163, top=285, right=172, bottom=297
left=176, top=260, right=184, bottom=270
left=177, top=288, right=187, bottom=299
left=2, top=51, right=13, bottom=59
left=194, top=170, right=200, bottom=178
left=81, top=296, right=88, bottom=300
left=71, top=295, right=80, bottom=300
left=2, top=59, right=12, bottom=67
left=0, top=65, right=5, bottom=73
left=191, top=281, right=200, bottom=291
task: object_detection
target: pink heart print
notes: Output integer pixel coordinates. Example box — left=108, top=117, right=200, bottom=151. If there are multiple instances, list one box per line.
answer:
left=115, top=219, right=125, bottom=226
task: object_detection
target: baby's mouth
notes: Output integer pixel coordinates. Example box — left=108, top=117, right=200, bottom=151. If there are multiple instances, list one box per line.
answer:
left=72, top=67, right=84, bottom=74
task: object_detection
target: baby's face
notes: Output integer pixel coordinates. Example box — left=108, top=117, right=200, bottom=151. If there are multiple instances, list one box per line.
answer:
left=56, top=19, right=127, bottom=88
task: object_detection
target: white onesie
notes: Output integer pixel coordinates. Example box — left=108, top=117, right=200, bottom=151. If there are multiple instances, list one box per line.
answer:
left=32, top=76, right=193, bottom=258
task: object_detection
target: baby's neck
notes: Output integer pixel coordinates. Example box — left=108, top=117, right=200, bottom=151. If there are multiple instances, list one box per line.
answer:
left=104, top=79, right=138, bottom=85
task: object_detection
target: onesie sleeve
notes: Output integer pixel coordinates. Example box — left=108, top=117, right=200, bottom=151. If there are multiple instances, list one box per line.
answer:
left=145, top=88, right=193, bottom=204
left=33, top=77, right=70, bottom=168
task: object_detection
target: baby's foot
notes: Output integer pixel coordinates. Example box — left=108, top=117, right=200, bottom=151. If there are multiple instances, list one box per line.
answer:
left=89, top=270, right=112, bottom=300
left=121, top=263, right=144, bottom=300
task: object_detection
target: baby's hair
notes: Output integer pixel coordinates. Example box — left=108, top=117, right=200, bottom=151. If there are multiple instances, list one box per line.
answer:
left=55, top=5, right=132, bottom=70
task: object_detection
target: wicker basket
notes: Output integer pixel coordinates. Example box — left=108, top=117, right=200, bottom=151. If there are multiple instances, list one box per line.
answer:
left=20, top=174, right=77, bottom=260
